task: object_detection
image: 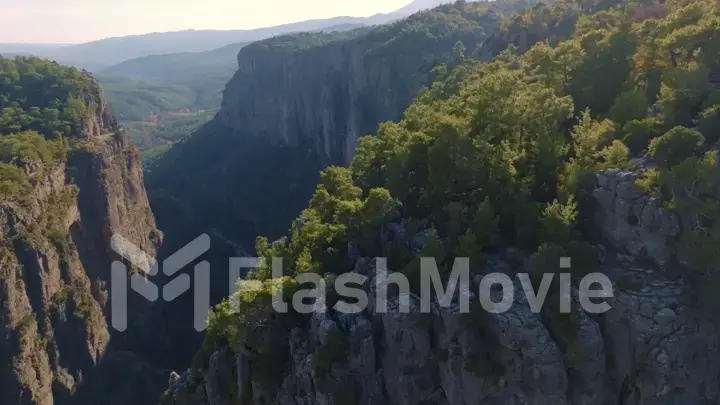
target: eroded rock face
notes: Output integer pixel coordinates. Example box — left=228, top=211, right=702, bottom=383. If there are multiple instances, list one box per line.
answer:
left=167, top=169, right=720, bottom=405
left=220, top=25, right=498, bottom=166
left=81, top=76, right=120, bottom=139
left=0, top=128, right=161, bottom=405
left=593, top=169, right=680, bottom=267
left=170, top=267, right=719, bottom=404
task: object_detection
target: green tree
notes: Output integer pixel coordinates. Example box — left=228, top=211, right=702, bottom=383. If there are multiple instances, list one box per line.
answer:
left=539, top=197, right=579, bottom=247
left=609, top=90, right=649, bottom=126
left=0, top=163, right=30, bottom=200
left=469, top=198, right=499, bottom=248
left=456, top=229, right=485, bottom=265
left=599, top=140, right=631, bottom=169
left=621, top=118, right=657, bottom=155
left=649, top=126, right=705, bottom=168
left=697, top=105, right=720, bottom=147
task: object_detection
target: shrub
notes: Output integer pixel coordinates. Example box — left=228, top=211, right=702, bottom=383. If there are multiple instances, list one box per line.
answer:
left=0, top=163, right=30, bottom=201
left=649, top=126, right=704, bottom=168
left=539, top=197, right=578, bottom=247
left=701, top=90, right=720, bottom=110
left=193, top=277, right=302, bottom=375
left=621, top=118, right=657, bottom=155
left=697, top=105, right=720, bottom=147
left=609, top=90, right=649, bottom=126
left=599, top=140, right=631, bottom=169
left=0, top=131, right=67, bottom=164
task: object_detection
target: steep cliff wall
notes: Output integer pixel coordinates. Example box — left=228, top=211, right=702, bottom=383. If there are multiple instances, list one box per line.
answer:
left=165, top=165, right=720, bottom=405
left=146, top=2, right=514, bottom=244
left=0, top=92, right=162, bottom=405
left=219, top=21, right=493, bottom=165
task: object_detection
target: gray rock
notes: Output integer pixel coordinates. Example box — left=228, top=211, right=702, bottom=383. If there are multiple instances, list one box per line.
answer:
left=615, top=197, right=634, bottom=220
left=616, top=180, right=643, bottom=200
left=641, top=202, right=661, bottom=230
left=659, top=208, right=680, bottom=236
left=593, top=188, right=616, bottom=212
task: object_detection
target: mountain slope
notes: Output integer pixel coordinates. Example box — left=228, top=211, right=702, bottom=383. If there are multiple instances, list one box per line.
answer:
left=0, top=0, right=451, bottom=70
left=98, top=42, right=249, bottom=82
left=0, top=57, right=163, bottom=405
left=93, top=42, right=249, bottom=152
left=146, top=0, right=531, bottom=252
left=165, top=0, right=720, bottom=404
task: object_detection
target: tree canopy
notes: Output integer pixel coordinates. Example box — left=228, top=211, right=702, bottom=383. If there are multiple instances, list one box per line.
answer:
left=195, top=0, right=720, bottom=375
left=0, top=56, right=95, bottom=202
left=0, top=56, right=96, bottom=139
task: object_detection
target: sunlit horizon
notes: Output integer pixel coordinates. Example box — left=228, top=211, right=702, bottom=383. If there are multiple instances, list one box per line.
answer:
left=1, top=0, right=415, bottom=44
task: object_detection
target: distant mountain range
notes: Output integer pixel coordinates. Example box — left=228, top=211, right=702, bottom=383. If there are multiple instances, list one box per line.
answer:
left=0, top=0, right=453, bottom=71
left=0, top=0, right=455, bottom=157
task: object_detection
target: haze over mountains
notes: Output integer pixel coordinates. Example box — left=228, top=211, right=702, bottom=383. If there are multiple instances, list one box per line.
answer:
left=0, top=0, right=451, bottom=70
left=3, top=0, right=720, bottom=404
left=0, top=0, right=453, bottom=156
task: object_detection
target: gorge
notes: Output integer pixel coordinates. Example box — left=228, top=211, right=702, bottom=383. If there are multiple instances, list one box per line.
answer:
left=1, top=0, right=720, bottom=404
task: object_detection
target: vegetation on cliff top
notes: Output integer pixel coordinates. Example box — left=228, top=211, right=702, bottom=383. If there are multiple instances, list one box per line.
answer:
left=0, top=56, right=99, bottom=202
left=0, top=56, right=97, bottom=139
left=196, top=0, right=720, bottom=385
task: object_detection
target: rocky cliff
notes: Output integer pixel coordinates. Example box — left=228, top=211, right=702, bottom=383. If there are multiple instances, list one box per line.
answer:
left=219, top=21, right=491, bottom=165
left=0, top=93, right=162, bottom=405
left=165, top=162, right=719, bottom=405
left=146, top=1, right=516, bottom=244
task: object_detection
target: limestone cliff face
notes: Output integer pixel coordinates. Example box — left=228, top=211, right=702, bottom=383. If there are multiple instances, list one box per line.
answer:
left=0, top=109, right=161, bottom=405
left=218, top=19, right=499, bottom=165
left=166, top=166, right=719, bottom=405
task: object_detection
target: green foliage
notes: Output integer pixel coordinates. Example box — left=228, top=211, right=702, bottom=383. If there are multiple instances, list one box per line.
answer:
left=191, top=0, right=720, bottom=374
left=98, top=77, right=205, bottom=122
left=456, top=229, right=485, bottom=265
left=539, top=197, right=579, bottom=246
left=468, top=198, right=499, bottom=249
left=126, top=110, right=215, bottom=152
left=656, top=65, right=712, bottom=128
left=598, top=139, right=631, bottom=170
left=636, top=150, right=720, bottom=309
left=146, top=0, right=550, bottom=248
left=0, top=131, right=67, bottom=164
left=609, top=89, right=649, bottom=126
left=697, top=105, right=720, bottom=147
left=649, top=126, right=705, bottom=168
left=0, top=56, right=94, bottom=139
left=658, top=152, right=720, bottom=271
left=0, top=163, right=30, bottom=200
left=193, top=300, right=237, bottom=372
left=621, top=118, right=657, bottom=154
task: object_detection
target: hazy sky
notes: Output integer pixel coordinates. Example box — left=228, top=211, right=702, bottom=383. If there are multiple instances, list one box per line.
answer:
left=0, top=0, right=413, bottom=44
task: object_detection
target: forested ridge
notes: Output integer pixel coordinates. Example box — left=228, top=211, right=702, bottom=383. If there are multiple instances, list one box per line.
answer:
left=191, top=0, right=720, bottom=395
left=0, top=57, right=98, bottom=139
left=0, top=56, right=104, bottom=201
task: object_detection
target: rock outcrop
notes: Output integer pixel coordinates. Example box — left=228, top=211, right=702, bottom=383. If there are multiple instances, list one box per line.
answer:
left=166, top=167, right=720, bottom=405
left=593, top=169, right=681, bottom=267
left=0, top=105, right=161, bottom=405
